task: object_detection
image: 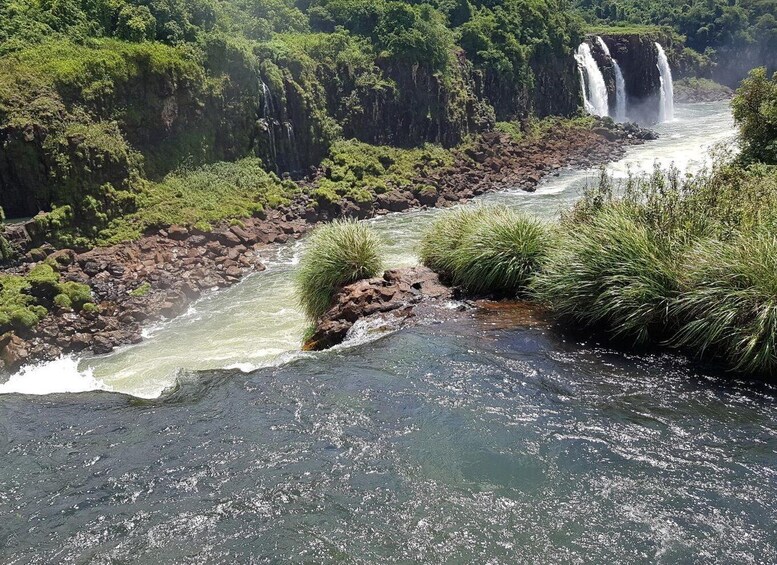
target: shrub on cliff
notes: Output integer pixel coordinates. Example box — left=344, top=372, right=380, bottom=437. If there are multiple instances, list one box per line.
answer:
left=670, top=231, right=777, bottom=375
left=296, top=219, right=384, bottom=320
left=533, top=206, right=683, bottom=345
left=420, top=205, right=550, bottom=295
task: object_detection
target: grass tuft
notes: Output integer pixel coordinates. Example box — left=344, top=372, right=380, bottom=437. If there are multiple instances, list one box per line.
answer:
left=420, top=205, right=549, bottom=295
left=532, top=206, right=683, bottom=345
left=295, top=219, right=384, bottom=320
left=671, top=232, right=777, bottom=375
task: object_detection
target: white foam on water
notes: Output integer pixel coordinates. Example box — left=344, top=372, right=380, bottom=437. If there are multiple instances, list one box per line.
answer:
left=0, top=356, right=108, bottom=396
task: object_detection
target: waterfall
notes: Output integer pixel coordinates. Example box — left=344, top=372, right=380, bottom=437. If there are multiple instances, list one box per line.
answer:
left=655, top=42, right=674, bottom=122
left=259, top=79, right=278, bottom=169
left=595, top=36, right=627, bottom=121
left=574, top=42, right=609, bottom=117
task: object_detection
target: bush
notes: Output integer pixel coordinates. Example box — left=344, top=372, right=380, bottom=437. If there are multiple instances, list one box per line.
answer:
left=732, top=67, right=777, bottom=165
left=419, top=206, right=492, bottom=276
left=532, top=206, right=683, bottom=345
left=59, top=281, right=93, bottom=309
left=53, top=293, right=73, bottom=309
left=420, top=205, right=549, bottom=295
left=671, top=232, right=777, bottom=375
left=295, top=219, right=383, bottom=320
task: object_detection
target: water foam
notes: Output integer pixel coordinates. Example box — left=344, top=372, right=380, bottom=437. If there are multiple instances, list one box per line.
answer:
left=0, top=356, right=108, bottom=396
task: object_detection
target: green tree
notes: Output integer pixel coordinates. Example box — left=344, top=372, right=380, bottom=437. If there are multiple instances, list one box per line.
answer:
left=732, top=67, right=777, bottom=164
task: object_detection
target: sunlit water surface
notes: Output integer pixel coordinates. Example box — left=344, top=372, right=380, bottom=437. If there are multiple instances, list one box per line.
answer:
left=3, top=102, right=774, bottom=563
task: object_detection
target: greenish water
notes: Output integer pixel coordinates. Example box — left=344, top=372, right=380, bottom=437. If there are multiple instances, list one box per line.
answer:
left=3, top=102, right=773, bottom=563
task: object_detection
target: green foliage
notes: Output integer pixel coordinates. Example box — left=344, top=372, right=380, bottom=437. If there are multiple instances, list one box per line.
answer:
left=0, top=273, right=47, bottom=331
left=98, top=158, right=297, bottom=243
left=671, top=232, right=777, bottom=375
left=533, top=205, right=682, bottom=344
left=732, top=68, right=777, bottom=165
left=420, top=205, right=549, bottom=295
left=53, top=293, right=73, bottom=309
left=295, top=219, right=384, bottom=320
left=129, top=282, right=152, bottom=297
left=60, top=281, right=93, bottom=309
left=536, top=160, right=777, bottom=374
left=81, top=302, right=99, bottom=314
left=314, top=140, right=453, bottom=204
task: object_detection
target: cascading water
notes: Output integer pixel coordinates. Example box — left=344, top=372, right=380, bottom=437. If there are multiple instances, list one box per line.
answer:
left=655, top=42, right=674, bottom=122
left=574, top=42, right=609, bottom=117
left=259, top=80, right=279, bottom=168
left=595, top=36, right=627, bottom=122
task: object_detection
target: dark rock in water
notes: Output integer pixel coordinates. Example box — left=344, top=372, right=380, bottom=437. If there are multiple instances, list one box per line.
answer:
left=305, top=266, right=453, bottom=351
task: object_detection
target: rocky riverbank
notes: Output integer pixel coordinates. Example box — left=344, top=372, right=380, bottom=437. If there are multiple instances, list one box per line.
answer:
left=0, top=120, right=654, bottom=372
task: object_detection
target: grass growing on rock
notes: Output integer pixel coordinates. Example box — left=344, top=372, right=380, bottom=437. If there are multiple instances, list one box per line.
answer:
left=295, top=219, right=384, bottom=320
left=313, top=140, right=454, bottom=205
left=420, top=205, right=550, bottom=296
left=98, top=158, right=298, bottom=244
left=0, top=265, right=92, bottom=332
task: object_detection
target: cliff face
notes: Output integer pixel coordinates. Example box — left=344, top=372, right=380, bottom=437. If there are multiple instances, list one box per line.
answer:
left=596, top=35, right=662, bottom=123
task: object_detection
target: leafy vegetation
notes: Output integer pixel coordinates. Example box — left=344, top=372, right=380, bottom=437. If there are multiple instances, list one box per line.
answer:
left=295, top=219, right=383, bottom=320
left=0, top=265, right=92, bottom=332
left=732, top=68, right=777, bottom=165
left=420, top=206, right=549, bottom=295
left=314, top=140, right=453, bottom=204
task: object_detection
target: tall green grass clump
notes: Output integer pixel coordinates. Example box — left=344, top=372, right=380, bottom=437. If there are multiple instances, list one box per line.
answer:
left=419, top=205, right=549, bottom=295
left=533, top=206, right=683, bottom=345
left=296, top=219, right=384, bottom=320
left=671, top=232, right=777, bottom=375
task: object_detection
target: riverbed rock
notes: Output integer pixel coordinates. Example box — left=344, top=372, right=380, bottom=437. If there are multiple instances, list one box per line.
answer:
left=305, top=266, right=453, bottom=350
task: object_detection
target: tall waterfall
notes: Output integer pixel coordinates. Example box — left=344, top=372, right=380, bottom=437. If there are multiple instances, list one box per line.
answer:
left=655, top=42, right=674, bottom=122
left=596, top=36, right=627, bottom=121
left=259, top=80, right=278, bottom=167
left=575, top=42, right=609, bottom=117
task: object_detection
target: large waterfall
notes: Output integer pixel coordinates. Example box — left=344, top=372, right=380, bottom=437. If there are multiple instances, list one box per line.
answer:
left=574, top=42, right=609, bottom=117
left=655, top=42, right=674, bottom=122
left=596, top=36, right=627, bottom=122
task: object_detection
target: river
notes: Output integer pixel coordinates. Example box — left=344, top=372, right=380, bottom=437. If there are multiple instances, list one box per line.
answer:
left=2, top=102, right=776, bottom=562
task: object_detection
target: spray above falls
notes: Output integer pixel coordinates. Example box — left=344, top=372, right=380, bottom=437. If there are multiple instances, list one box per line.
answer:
left=575, top=37, right=674, bottom=124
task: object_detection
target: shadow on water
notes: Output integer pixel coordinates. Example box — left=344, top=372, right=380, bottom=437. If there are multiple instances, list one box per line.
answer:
left=1, top=316, right=775, bottom=563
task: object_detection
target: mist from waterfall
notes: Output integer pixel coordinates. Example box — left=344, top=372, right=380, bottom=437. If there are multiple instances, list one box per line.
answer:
left=575, top=42, right=609, bottom=117
left=655, top=42, right=674, bottom=122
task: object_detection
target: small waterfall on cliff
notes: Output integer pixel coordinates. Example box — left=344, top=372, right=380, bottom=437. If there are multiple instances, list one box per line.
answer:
left=655, top=43, right=674, bottom=122
left=595, top=37, right=627, bottom=121
left=575, top=42, right=609, bottom=117
left=259, top=80, right=279, bottom=169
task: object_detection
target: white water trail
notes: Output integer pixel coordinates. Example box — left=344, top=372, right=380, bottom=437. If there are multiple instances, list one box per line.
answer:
left=595, top=36, right=627, bottom=121
left=575, top=42, right=608, bottom=117
left=0, top=356, right=108, bottom=396
left=655, top=42, right=674, bottom=122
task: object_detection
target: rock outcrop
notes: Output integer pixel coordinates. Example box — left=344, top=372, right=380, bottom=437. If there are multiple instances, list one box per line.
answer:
left=304, top=266, right=454, bottom=350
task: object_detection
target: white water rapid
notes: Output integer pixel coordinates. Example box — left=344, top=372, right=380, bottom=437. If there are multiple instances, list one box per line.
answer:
left=0, top=102, right=735, bottom=399
left=655, top=42, right=675, bottom=122
left=575, top=42, right=609, bottom=117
